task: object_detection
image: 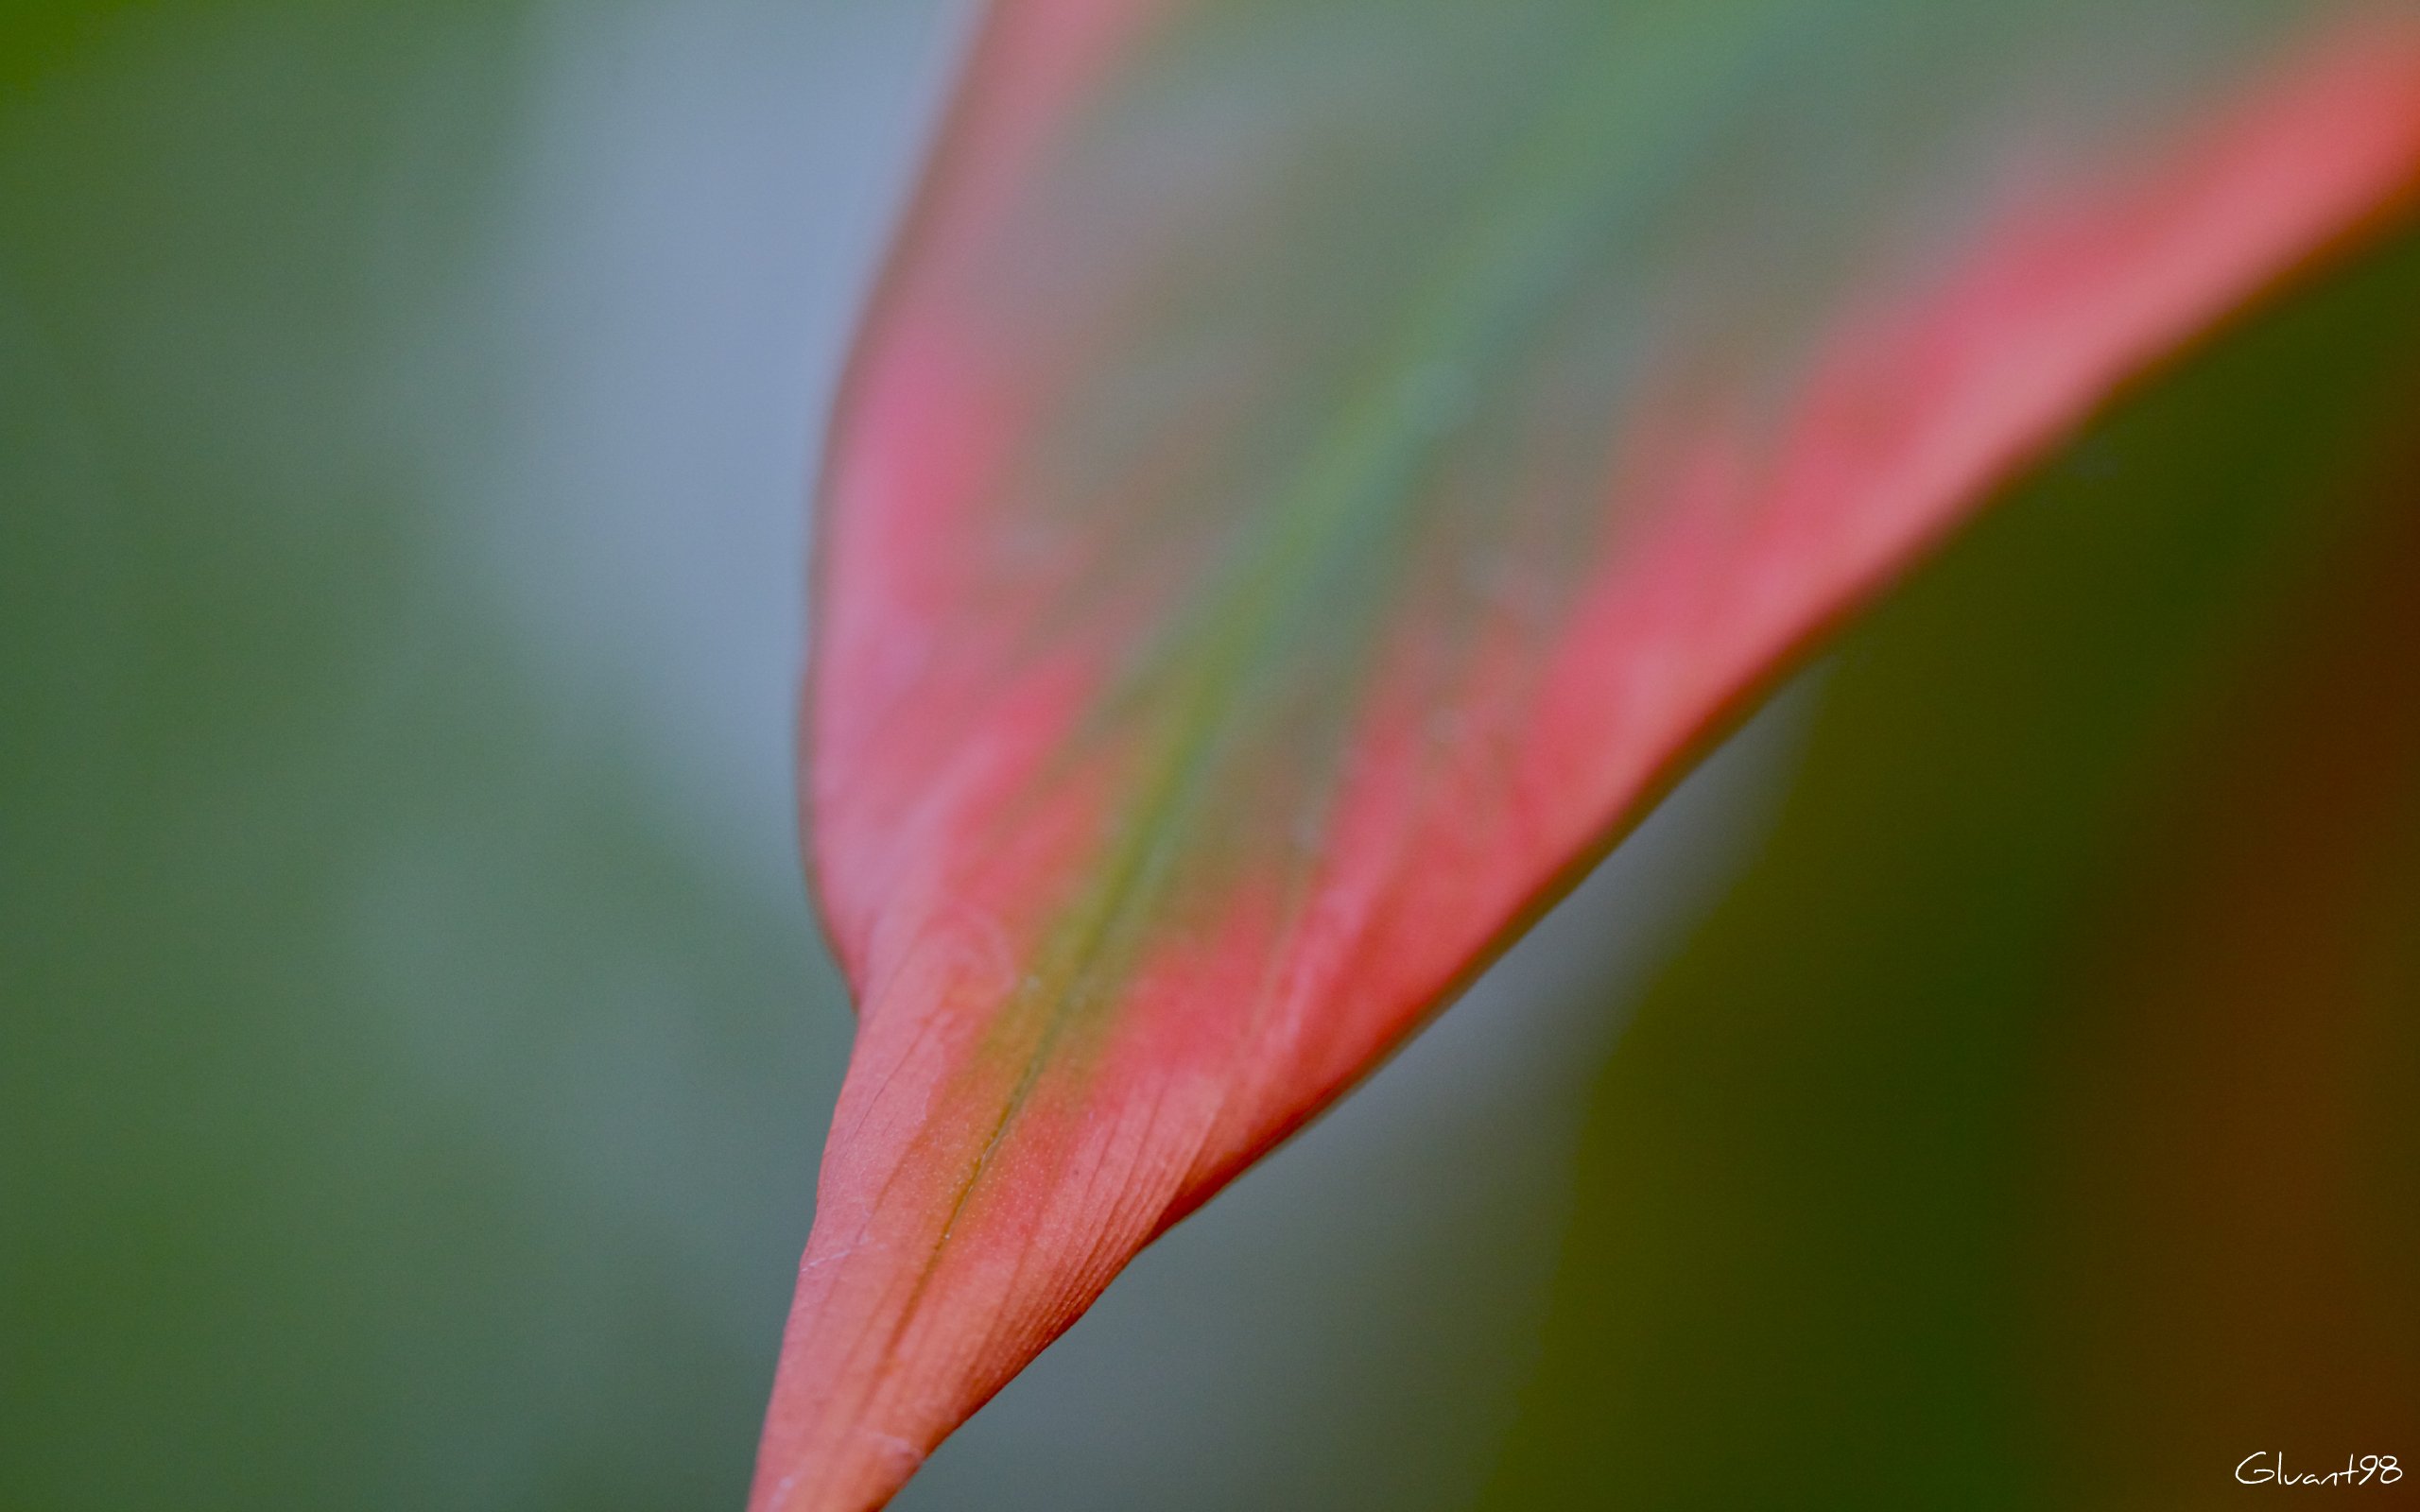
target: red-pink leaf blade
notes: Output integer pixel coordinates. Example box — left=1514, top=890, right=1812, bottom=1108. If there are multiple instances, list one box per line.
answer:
left=761, top=5, right=2420, bottom=1507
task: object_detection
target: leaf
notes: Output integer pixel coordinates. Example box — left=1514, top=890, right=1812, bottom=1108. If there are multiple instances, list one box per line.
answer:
left=756, top=4, right=2420, bottom=1506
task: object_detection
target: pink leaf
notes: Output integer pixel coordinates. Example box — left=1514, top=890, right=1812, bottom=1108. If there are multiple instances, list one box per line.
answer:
left=755, top=4, right=2420, bottom=1506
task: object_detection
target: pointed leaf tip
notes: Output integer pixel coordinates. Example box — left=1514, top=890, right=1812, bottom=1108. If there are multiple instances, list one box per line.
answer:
left=755, top=3, right=2420, bottom=1505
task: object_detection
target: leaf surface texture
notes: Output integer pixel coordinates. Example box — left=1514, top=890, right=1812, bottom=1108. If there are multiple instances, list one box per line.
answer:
left=757, top=5, right=2420, bottom=1506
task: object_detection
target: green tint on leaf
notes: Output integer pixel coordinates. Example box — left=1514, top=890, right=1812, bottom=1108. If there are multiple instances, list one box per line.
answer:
left=768, top=1, right=2420, bottom=1504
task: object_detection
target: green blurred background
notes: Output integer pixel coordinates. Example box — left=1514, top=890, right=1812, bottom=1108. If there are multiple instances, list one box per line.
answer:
left=5, top=4, right=2414, bottom=1508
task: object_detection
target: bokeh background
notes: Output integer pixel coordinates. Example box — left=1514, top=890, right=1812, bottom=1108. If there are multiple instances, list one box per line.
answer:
left=6, top=4, right=2414, bottom=1508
